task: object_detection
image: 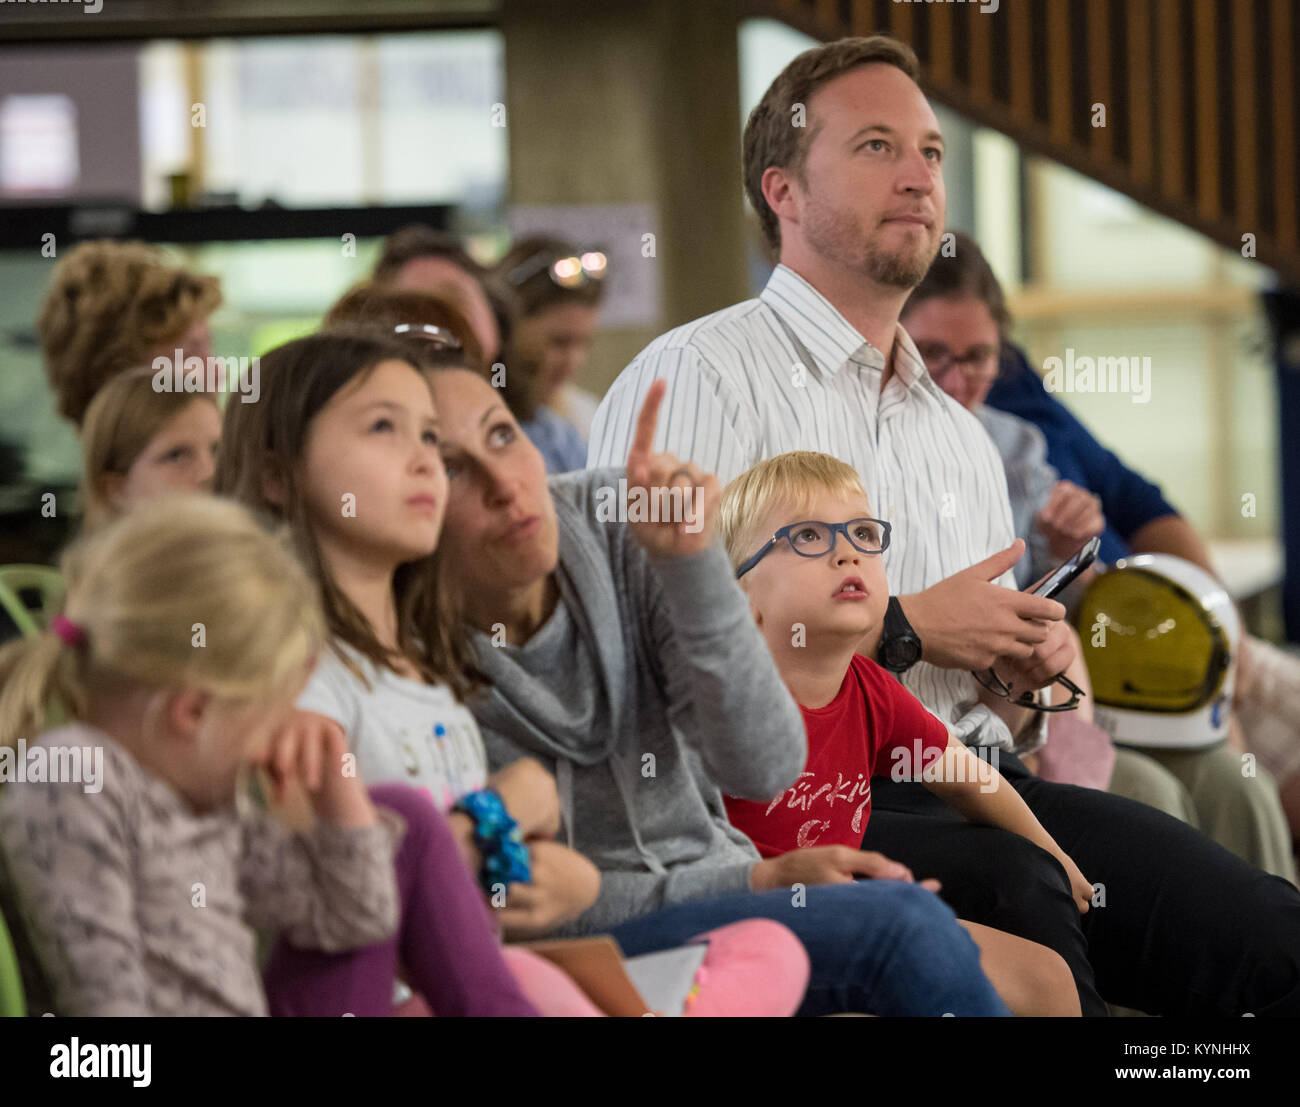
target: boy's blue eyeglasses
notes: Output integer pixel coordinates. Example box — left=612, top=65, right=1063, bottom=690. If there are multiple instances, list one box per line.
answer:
left=735, top=518, right=892, bottom=579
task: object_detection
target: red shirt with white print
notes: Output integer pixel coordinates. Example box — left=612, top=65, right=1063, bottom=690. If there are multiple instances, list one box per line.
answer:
left=724, top=654, right=950, bottom=858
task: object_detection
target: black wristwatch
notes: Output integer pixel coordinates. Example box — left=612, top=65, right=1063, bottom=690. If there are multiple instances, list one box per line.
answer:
left=876, top=596, right=923, bottom=674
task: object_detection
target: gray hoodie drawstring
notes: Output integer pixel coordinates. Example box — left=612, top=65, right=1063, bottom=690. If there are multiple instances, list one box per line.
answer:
left=610, top=755, right=669, bottom=877
left=556, top=757, right=576, bottom=852
left=555, top=754, right=667, bottom=877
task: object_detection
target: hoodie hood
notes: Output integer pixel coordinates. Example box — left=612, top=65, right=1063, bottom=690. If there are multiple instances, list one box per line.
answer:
left=467, top=473, right=669, bottom=876
left=469, top=487, right=626, bottom=767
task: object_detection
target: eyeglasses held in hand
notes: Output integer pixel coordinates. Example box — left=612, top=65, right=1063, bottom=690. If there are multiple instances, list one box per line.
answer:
left=393, top=323, right=463, bottom=350
left=735, top=518, right=891, bottom=579
left=971, top=666, right=1086, bottom=713
left=507, top=250, right=608, bottom=290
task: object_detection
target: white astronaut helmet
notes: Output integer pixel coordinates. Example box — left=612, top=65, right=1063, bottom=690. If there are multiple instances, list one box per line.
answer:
left=1075, top=553, right=1239, bottom=749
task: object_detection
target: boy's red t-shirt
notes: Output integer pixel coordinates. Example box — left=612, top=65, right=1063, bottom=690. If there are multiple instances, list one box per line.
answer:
left=724, top=654, right=950, bottom=859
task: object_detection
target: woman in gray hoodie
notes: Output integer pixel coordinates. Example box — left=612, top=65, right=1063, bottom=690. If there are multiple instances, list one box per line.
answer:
left=425, top=368, right=1009, bottom=1016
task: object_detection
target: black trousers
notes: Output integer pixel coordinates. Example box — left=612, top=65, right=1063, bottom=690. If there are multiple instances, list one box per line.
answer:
left=863, top=753, right=1300, bottom=1017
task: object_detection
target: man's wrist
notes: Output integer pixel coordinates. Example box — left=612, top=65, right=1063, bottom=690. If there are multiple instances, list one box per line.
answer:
left=895, top=594, right=921, bottom=646
left=877, top=595, right=923, bottom=673
left=863, top=593, right=922, bottom=660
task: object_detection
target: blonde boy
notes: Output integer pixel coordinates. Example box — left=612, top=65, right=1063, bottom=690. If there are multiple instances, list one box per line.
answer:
left=719, top=451, right=1093, bottom=906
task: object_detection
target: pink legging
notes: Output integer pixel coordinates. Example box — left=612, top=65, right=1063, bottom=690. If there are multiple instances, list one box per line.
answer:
left=501, top=922, right=809, bottom=1017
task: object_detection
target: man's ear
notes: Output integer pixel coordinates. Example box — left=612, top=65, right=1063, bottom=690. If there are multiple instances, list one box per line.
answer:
left=761, top=165, right=802, bottom=232
left=164, top=688, right=211, bottom=743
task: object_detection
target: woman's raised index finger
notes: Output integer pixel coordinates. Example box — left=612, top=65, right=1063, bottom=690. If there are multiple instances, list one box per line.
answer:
left=628, top=379, right=668, bottom=468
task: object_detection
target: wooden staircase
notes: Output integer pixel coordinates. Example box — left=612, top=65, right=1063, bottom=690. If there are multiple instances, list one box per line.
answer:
left=752, top=0, right=1300, bottom=284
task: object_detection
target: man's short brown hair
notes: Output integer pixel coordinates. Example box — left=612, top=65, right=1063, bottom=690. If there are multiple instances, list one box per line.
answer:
left=742, top=35, right=921, bottom=255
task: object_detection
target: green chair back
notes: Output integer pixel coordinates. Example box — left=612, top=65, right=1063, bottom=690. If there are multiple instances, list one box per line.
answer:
left=0, top=565, right=64, bottom=639
left=0, top=906, right=26, bottom=1017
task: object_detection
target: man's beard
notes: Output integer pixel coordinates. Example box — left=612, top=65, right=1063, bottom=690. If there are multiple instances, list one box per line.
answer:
left=866, top=239, right=936, bottom=288
left=802, top=196, right=939, bottom=289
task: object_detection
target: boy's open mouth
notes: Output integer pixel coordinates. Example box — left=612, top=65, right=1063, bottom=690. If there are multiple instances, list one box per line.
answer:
left=832, top=575, right=868, bottom=600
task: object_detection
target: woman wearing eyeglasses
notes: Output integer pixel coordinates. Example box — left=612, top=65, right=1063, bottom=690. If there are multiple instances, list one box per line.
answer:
left=898, top=240, right=1146, bottom=796
left=495, top=236, right=608, bottom=444
left=901, top=234, right=1298, bottom=886
left=901, top=238, right=1103, bottom=597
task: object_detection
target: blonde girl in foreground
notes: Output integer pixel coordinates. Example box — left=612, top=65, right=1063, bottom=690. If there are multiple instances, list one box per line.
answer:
left=0, top=495, right=539, bottom=1015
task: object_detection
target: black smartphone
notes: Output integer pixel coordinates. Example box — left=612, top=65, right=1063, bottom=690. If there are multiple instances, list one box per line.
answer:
left=1027, top=536, right=1101, bottom=599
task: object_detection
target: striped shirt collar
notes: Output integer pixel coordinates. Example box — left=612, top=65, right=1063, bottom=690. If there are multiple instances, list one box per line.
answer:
left=760, top=262, right=935, bottom=394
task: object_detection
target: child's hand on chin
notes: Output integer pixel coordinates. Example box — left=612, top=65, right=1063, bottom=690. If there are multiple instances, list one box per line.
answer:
left=254, top=710, right=376, bottom=830
left=750, top=845, right=943, bottom=894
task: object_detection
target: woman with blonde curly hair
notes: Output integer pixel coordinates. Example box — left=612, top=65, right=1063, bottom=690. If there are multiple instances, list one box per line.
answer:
left=37, top=240, right=222, bottom=427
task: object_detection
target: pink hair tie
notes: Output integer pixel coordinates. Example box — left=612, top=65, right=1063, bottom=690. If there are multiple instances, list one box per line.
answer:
left=51, top=615, right=86, bottom=647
